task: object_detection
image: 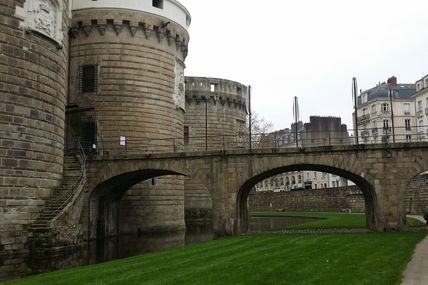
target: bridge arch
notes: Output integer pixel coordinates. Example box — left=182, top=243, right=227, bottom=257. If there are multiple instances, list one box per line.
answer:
left=237, top=163, right=378, bottom=233
left=88, top=169, right=186, bottom=240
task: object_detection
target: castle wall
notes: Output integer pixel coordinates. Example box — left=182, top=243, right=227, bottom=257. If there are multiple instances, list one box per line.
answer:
left=405, top=173, right=428, bottom=215
left=0, top=0, right=70, bottom=253
left=183, top=77, right=247, bottom=221
left=184, top=77, right=247, bottom=151
left=248, top=187, right=366, bottom=213
left=68, top=7, right=189, bottom=237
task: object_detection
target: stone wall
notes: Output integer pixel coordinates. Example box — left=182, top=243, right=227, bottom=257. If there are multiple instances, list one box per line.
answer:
left=405, top=173, right=428, bottom=214
left=184, top=77, right=248, bottom=151
left=183, top=77, right=247, bottom=220
left=248, top=186, right=365, bottom=212
left=0, top=0, right=70, bottom=254
left=68, top=8, right=190, bottom=237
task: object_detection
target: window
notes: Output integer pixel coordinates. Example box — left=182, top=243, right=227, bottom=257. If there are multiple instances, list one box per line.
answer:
left=418, top=100, right=423, bottom=111
left=80, top=64, right=97, bottom=93
left=298, top=175, right=302, bottom=183
left=383, top=120, right=389, bottom=129
left=184, top=126, right=189, bottom=145
left=406, top=135, right=412, bottom=142
left=152, top=0, right=163, bottom=9
left=403, top=103, right=410, bottom=115
left=314, top=172, right=317, bottom=178
left=210, top=83, right=217, bottom=92
left=405, top=119, right=411, bottom=131
left=291, top=176, right=296, bottom=185
left=381, top=103, right=389, bottom=112
left=371, top=104, right=376, bottom=114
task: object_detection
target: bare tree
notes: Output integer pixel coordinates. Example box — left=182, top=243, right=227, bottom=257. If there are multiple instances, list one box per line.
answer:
left=237, top=111, right=273, bottom=148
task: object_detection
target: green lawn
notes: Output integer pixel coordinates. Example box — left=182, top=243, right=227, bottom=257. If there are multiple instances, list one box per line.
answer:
left=3, top=233, right=426, bottom=285
left=251, top=211, right=426, bottom=229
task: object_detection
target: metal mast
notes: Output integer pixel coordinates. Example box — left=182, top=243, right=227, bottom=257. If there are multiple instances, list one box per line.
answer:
left=293, top=96, right=299, bottom=147
left=352, top=77, right=359, bottom=145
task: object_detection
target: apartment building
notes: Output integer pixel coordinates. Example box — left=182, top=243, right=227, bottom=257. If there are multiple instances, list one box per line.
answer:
left=355, top=76, right=417, bottom=143
left=413, top=74, right=428, bottom=141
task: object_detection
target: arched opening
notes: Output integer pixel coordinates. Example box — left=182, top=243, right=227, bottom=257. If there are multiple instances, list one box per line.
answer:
left=237, top=164, right=378, bottom=233
left=88, top=169, right=184, bottom=240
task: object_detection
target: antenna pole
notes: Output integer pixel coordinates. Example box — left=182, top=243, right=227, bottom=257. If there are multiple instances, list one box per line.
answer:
left=248, top=85, right=252, bottom=150
left=293, top=96, right=299, bottom=148
left=352, top=77, right=359, bottom=145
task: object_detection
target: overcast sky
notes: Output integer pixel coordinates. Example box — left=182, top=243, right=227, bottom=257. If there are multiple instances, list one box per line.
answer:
left=179, top=0, right=428, bottom=131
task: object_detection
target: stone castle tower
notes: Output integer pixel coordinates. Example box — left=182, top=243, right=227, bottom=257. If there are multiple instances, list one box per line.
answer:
left=68, top=0, right=191, bottom=238
left=0, top=0, right=250, bottom=253
left=0, top=0, right=192, bottom=252
left=0, top=0, right=71, bottom=253
left=183, top=77, right=247, bottom=221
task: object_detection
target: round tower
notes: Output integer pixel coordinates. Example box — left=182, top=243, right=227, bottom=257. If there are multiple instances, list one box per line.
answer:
left=68, top=0, right=190, bottom=237
left=183, top=77, right=248, bottom=221
left=0, top=0, right=70, bottom=253
left=184, top=77, right=248, bottom=151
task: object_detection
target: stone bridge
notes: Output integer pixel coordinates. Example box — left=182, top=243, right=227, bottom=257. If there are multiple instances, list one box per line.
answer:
left=83, top=142, right=428, bottom=238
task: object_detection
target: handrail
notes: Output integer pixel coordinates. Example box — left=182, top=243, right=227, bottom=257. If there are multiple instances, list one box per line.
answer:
left=51, top=139, right=86, bottom=217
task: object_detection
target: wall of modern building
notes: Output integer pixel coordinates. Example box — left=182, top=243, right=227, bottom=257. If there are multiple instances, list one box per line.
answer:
left=355, top=76, right=417, bottom=143
left=413, top=74, right=428, bottom=141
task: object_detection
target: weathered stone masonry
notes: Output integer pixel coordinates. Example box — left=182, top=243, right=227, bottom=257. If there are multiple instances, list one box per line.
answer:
left=68, top=5, right=190, bottom=238
left=183, top=77, right=247, bottom=221
left=0, top=0, right=70, bottom=254
left=248, top=186, right=365, bottom=213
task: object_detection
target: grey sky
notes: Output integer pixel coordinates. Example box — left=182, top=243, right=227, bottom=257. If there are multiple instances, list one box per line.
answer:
left=179, top=0, right=428, bottom=130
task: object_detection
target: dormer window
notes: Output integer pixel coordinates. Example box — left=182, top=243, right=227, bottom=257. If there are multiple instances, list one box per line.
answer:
left=152, top=0, right=163, bottom=9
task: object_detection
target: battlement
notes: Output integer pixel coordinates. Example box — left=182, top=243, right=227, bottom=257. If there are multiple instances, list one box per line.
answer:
left=72, top=0, right=191, bottom=31
left=71, top=7, right=190, bottom=55
left=185, top=77, right=247, bottom=110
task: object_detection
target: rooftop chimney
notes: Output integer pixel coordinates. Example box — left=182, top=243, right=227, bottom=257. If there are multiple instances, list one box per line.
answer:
left=387, top=76, right=397, bottom=86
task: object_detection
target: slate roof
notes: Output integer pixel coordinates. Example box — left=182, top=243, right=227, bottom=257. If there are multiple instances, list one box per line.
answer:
left=358, top=83, right=416, bottom=105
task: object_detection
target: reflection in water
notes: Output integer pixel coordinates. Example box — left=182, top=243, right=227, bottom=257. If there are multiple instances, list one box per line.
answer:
left=1, top=217, right=314, bottom=281
left=0, top=223, right=212, bottom=281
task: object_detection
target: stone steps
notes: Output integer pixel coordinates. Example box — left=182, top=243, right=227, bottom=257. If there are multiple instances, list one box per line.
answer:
left=29, top=155, right=83, bottom=229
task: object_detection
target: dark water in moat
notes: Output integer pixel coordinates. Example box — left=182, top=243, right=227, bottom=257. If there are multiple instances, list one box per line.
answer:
left=1, top=217, right=316, bottom=281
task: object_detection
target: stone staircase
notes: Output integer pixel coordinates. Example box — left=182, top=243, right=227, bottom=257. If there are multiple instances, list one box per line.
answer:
left=30, top=155, right=84, bottom=230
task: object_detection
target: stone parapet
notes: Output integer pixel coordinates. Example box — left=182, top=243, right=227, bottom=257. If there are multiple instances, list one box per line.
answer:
left=71, top=9, right=189, bottom=59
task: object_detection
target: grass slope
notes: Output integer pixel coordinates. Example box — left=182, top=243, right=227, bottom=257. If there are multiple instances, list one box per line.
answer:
left=3, top=233, right=426, bottom=285
left=251, top=211, right=426, bottom=228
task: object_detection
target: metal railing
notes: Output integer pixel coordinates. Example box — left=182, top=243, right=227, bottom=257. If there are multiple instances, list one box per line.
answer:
left=65, top=124, right=428, bottom=157
left=51, top=138, right=87, bottom=217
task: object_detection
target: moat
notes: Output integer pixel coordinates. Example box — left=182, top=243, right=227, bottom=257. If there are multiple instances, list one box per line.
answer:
left=1, top=217, right=318, bottom=281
